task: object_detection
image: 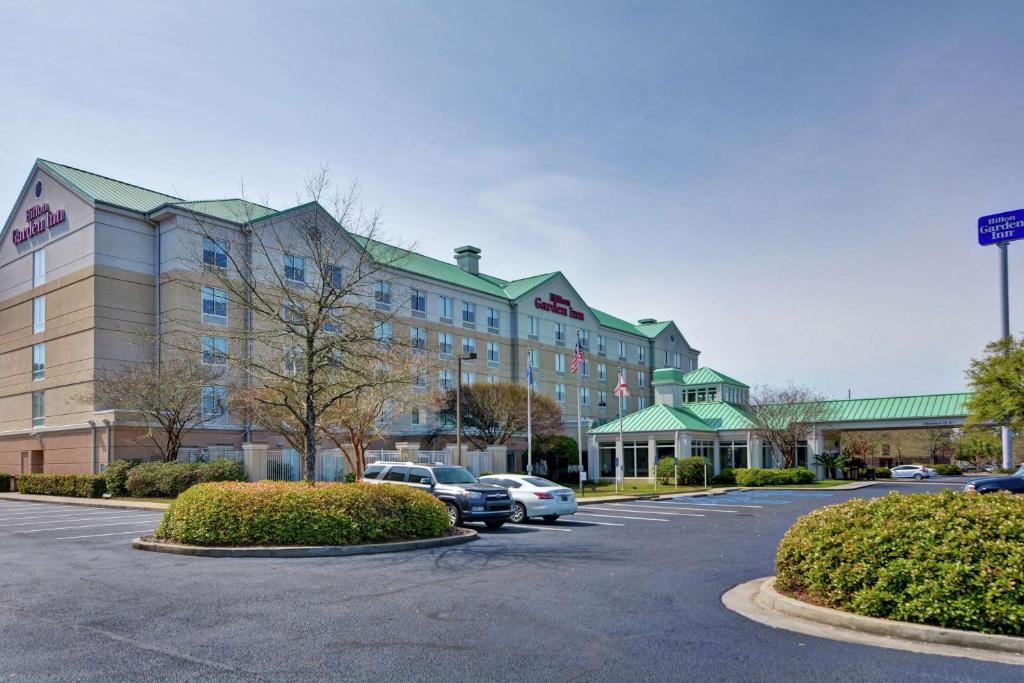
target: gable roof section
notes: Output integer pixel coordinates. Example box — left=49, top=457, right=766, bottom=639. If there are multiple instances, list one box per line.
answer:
left=170, top=199, right=277, bottom=223
left=680, top=367, right=749, bottom=388
left=591, top=308, right=643, bottom=336
left=816, top=393, right=970, bottom=422
left=589, top=404, right=716, bottom=435
left=38, top=159, right=182, bottom=212
left=684, top=401, right=757, bottom=431
left=634, top=320, right=673, bottom=338
left=501, top=272, right=559, bottom=299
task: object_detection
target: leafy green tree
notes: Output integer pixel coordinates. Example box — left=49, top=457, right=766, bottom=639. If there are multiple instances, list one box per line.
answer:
left=955, top=429, right=1000, bottom=470
left=531, top=435, right=579, bottom=480
left=814, top=451, right=848, bottom=479
left=966, top=337, right=1024, bottom=434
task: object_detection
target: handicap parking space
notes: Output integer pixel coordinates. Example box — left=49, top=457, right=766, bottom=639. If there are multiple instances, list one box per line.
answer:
left=668, top=490, right=835, bottom=506
left=0, top=501, right=164, bottom=543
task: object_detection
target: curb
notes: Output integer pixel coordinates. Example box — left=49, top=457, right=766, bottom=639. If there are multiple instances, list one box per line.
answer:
left=132, top=528, right=477, bottom=558
left=722, top=576, right=1024, bottom=666
left=576, top=487, right=732, bottom=505
left=0, top=492, right=169, bottom=511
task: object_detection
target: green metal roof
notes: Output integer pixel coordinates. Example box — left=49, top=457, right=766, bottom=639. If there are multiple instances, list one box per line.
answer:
left=634, top=320, right=673, bottom=338
left=591, top=308, right=642, bottom=336
left=502, top=273, right=559, bottom=299
left=678, top=367, right=750, bottom=388
left=39, top=159, right=181, bottom=212
left=684, top=401, right=757, bottom=431
left=170, top=199, right=277, bottom=223
left=589, top=404, right=716, bottom=435
left=816, top=393, right=970, bottom=422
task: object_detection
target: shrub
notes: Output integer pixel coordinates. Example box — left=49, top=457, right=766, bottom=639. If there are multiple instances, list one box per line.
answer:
left=735, top=467, right=815, bottom=487
left=18, top=473, right=106, bottom=498
left=155, top=481, right=450, bottom=546
left=654, top=456, right=708, bottom=485
left=104, top=459, right=141, bottom=496
left=124, top=460, right=246, bottom=498
left=934, top=464, right=963, bottom=476
left=873, top=466, right=891, bottom=479
left=0, top=473, right=10, bottom=492
left=712, top=468, right=736, bottom=485
left=776, top=491, right=1024, bottom=636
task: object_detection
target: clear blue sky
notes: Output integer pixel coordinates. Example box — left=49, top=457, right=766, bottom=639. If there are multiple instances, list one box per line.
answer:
left=3, top=0, right=1023, bottom=398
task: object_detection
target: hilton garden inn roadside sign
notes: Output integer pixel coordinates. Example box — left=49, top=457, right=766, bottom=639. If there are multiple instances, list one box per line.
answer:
left=978, top=209, right=1024, bottom=246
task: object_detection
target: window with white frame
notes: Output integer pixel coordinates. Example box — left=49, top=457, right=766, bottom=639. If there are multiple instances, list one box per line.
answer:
left=202, top=335, right=228, bottom=366
left=673, top=352, right=682, bottom=368
left=439, top=332, right=453, bottom=356
left=638, top=371, right=646, bottom=388
left=439, top=296, right=453, bottom=322
left=528, top=316, right=539, bottom=338
left=487, top=307, right=500, bottom=331
left=410, top=326, right=427, bottom=350
left=555, top=383, right=566, bottom=403
left=526, top=347, right=539, bottom=369
left=202, top=385, right=228, bottom=418
left=32, top=296, right=45, bottom=334
left=201, top=286, right=227, bottom=324
left=33, top=249, right=45, bottom=287
left=597, top=363, right=607, bottom=383
left=579, top=329, right=590, bottom=349
left=581, top=358, right=590, bottom=377
left=486, top=341, right=499, bottom=365
left=323, top=307, right=340, bottom=333
left=410, top=288, right=427, bottom=316
left=32, top=390, right=44, bottom=426
left=439, top=369, right=454, bottom=391
left=462, top=336, right=477, bottom=357
left=664, top=349, right=670, bottom=367
left=581, top=386, right=591, bottom=406
left=375, top=281, right=392, bottom=307
left=487, top=375, right=499, bottom=385
left=32, top=343, right=45, bottom=380
left=638, top=345, right=645, bottom=364
left=555, top=352, right=566, bottom=375
left=598, top=390, right=608, bottom=409
left=597, top=334, right=607, bottom=355
left=374, top=320, right=392, bottom=343
left=414, top=373, right=428, bottom=389
left=282, top=347, right=302, bottom=376
left=555, top=322, right=566, bottom=344
left=617, top=340, right=627, bottom=360
left=284, top=254, right=305, bottom=283
left=637, top=396, right=646, bottom=410
left=327, top=264, right=344, bottom=289
left=462, top=301, right=476, bottom=325
left=410, top=408, right=421, bottom=426
left=461, top=371, right=475, bottom=385
left=282, top=300, right=303, bottom=327
left=203, top=237, right=228, bottom=269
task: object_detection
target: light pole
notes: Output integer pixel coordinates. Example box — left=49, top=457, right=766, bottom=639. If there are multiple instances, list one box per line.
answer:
left=455, top=352, right=477, bottom=467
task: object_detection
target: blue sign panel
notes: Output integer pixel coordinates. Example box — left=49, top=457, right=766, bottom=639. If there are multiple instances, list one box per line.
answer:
left=978, top=209, right=1024, bottom=246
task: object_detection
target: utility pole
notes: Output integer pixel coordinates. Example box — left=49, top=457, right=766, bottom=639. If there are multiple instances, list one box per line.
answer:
left=456, top=352, right=476, bottom=468
left=999, top=243, right=1013, bottom=469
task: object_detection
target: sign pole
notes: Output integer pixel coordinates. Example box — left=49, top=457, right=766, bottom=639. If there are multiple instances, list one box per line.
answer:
left=526, top=358, right=533, bottom=475
left=999, top=243, right=1013, bottom=469
left=576, top=371, right=583, bottom=496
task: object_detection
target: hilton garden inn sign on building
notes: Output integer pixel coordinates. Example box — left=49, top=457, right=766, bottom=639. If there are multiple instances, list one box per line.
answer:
left=0, top=159, right=699, bottom=476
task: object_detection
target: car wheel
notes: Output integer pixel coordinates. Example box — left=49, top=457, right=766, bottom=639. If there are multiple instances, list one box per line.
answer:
left=510, top=502, right=527, bottom=523
left=445, top=502, right=462, bottom=527
left=913, top=473, right=923, bottom=480
left=485, top=520, right=505, bottom=529
left=542, top=515, right=559, bottom=524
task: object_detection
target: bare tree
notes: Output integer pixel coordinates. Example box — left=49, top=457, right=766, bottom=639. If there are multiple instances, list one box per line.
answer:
left=841, top=431, right=878, bottom=462
left=83, top=358, right=224, bottom=462
left=165, top=170, right=413, bottom=481
left=750, top=384, right=830, bottom=468
left=442, top=382, right=564, bottom=450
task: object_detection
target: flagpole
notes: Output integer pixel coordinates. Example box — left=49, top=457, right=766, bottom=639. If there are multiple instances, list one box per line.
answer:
left=576, top=363, right=583, bottom=496
left=526, top=358, right=533, bottom=475
left=617, top=382, right=623, bottom=494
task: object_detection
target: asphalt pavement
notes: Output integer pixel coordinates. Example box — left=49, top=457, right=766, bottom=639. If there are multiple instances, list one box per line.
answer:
left=0, top=478, right=1018, bottom=682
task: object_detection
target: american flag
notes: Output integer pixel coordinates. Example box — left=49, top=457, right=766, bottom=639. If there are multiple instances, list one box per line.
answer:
left=570, top=335, right=584, bottom=374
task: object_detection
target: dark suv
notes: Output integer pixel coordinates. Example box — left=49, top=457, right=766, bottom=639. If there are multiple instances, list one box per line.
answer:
left=361, top=462, right=513, bottom=528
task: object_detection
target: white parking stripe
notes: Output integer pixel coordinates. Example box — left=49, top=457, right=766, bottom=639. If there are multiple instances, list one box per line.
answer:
left=15, top=519, right=165, bottom=533
left=576, top=513, right=669, bottom=522
left=55, top=529, right=156, bottom=540
left=506, top=523, right=573, bottom=532
left=586, top=506, right=703, bottom=517
left=0, top=510, right=146, bottom=521
left=669, top=502, right=764, bottom=508
left=611, top=503, right=737, bottom=514
left=563, top=519, right=625, bottom=527
left=0, top=514, right=162, bottom=528
left=0, top=506, right=90, bottom=514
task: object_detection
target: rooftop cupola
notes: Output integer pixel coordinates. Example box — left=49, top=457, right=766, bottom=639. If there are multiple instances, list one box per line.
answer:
left=637, top=318, right=657, bottom=325
left=454, top=245, right=481, bottom=274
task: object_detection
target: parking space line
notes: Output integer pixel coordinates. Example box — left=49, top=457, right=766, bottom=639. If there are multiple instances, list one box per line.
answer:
left=612, top=503, right=738, bottom=514
left=55, top=529, right=156, bottom=540
left=506, top=523, right=573, bottom=532
left=562, top=519, right=625, bottom=527
left=672, top=501, right=764, bottom=508
left=0, top=514, right=162, bottom=528
left=576, top=512, right=669, bottom=522
left=0, top=506, right=91, bottom=515
left=15, top=519, right=165, bottom=533
left=587, top=506, right=703, bottom=517
left=0, top=510, right=146, bottom=522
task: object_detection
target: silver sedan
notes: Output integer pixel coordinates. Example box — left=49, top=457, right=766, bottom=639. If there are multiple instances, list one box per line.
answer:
left=478, top=474, right=578, bottom=523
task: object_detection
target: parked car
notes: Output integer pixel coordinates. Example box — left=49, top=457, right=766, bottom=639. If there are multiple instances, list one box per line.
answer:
left=963, top=465, right=1024, bottom=494
left=925, top=467, right=939, bottom=478
left=478, top=474, right=578, bottom=523
left=361, top=462, right=513, bottom=528
left=890, top=464, right=933, bottom=480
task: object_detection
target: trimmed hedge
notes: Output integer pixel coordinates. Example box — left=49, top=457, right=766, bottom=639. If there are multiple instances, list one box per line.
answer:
left=155, top=481, right=449, bottom=546
left=712, top=467, right=737, bottom=486
left=873, top=467, right=891, bottom=479
left=735, top=467, right=815, bottom=486
left=776, top=491, right=1024, bottom=635
left=124, top=460, right=246, bottom=498
left=104, top=459, right=140, bottom=497
left=655, top=456, right=710, bottom=485
left=934, top=464, right=963, bottom=476
left=18, top=473, right=106, bottom=498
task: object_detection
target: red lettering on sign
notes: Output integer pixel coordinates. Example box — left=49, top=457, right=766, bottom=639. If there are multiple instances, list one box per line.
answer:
left=534, top=293, right=584, bottom=321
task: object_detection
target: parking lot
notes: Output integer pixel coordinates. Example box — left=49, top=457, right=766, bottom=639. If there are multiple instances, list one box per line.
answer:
left=0, top=482, right=1019, bottom=682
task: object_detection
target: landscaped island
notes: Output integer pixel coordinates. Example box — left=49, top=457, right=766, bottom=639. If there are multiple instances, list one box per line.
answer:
left=775, top=491, right=1024, bottom=636
left=153, top=481, right=450, bottom=547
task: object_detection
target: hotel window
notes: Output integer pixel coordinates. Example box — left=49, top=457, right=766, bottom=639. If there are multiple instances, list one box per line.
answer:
left=638, top=371, right=646, bottom=388
left=720, top=440, right=749, bottom=469
left=685, top=389, right=696, bottom=403
left=673, top=352, right=682, bottom=369
left=374, top=281, right=392, bottom=307
left=462, top=336, right=477, bottom=357
left=284, top=254, right=305, bottom=283
left=203, top=237, right=228, bottom=269
left=487, top=307, right=500, bottom=332
left=617, top=340, right=627, bottom=360
left=201, top=286, right=227, bottom=324
left=487, top=375, right=499, bottom=385
left=440, top=407, right=455, bottom=428
left=374, top=320, right=393, bottom=343
left=638, top=345, right=645, bottom=365
left=410, top=288, right=427, bottom=318
left=439, top=369, right=454, bottom=391
left=597, top=335, right=607, bottom=355
left=327, top=264, right=344, bottom=289
left=555, top=353, right=566, bottom=375
left=410, top=326, right=427, bottom=350
left=282, top=347, right=302, bottom=376
left=637, top=396, right=646, bottom=410
left=439, top=296, right=453, bottom=322
left=581, top=358, right=590, bottom=377
left=323, top=308, right=340, bottom=334
left=691, top=439, right=714, bottom=460
left=32, top=296, right=45, bottom=334
left=33, top=249, right=46, bottom=287
left=707, top=387, right=717, bottom=401
left=526, top=347, right=539, bottom=369
left=32, top=390, right=44, bottom=426
left=598, top=390, right=608, bottom=409
left=697, top=388, right=707, bottom=402
left=202, top=335, right=228, bottom=366
left=579, top=329, right=590, bottom=350
left=597, top=363, right=607, bottom=383
left=414, top=373, right=428, bottom=389
left=202, top=386, right=228, bottom=419
left=555, top=383, right=566, bottom=403
left=410, top=409, right=421, bottom=426
left=462, top=301, right=476, bottom=326
left=664, top=350, right=671, bottom=367
left=581, top=386, right=591, bottom=406
left=528, top=316, right=539, bottom=338
left=462, top=371, right=475, bottom=385
left=555, top=322, right=566, bottom=344
left=487, top=341, right=500, bottom=366
left=439, top=332, right=453, bottom=357
left=32, top=343, right=45, bottom=380
left=283, top=300, right=303, bottom=327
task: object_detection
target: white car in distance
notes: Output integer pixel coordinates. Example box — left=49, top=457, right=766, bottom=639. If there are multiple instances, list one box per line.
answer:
left=890, top=464, right=933, bottom=480
left=478, top=474, right=578, bottom=524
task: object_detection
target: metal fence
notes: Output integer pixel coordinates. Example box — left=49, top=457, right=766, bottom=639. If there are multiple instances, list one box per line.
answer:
left=263, top=448, right=352, bottom=482
left=177, top=447, right=244, bottom=464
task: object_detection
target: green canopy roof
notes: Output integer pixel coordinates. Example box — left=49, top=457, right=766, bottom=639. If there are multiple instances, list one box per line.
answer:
left=589, top=404, right=716, bottom=434
left=816, top=393, right=970, bottom=422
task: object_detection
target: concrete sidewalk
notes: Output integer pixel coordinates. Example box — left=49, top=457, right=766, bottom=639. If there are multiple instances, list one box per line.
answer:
left=576, top=488, right=734, bottom=506
left=0, top=492, right=169, bottom=511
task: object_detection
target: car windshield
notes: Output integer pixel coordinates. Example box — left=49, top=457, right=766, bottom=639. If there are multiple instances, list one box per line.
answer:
left=433, top=467, right=478, bottom=484
left=1014, top=467, right=1024, bottom=478
left=523, top=477, right=559, bottom=488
